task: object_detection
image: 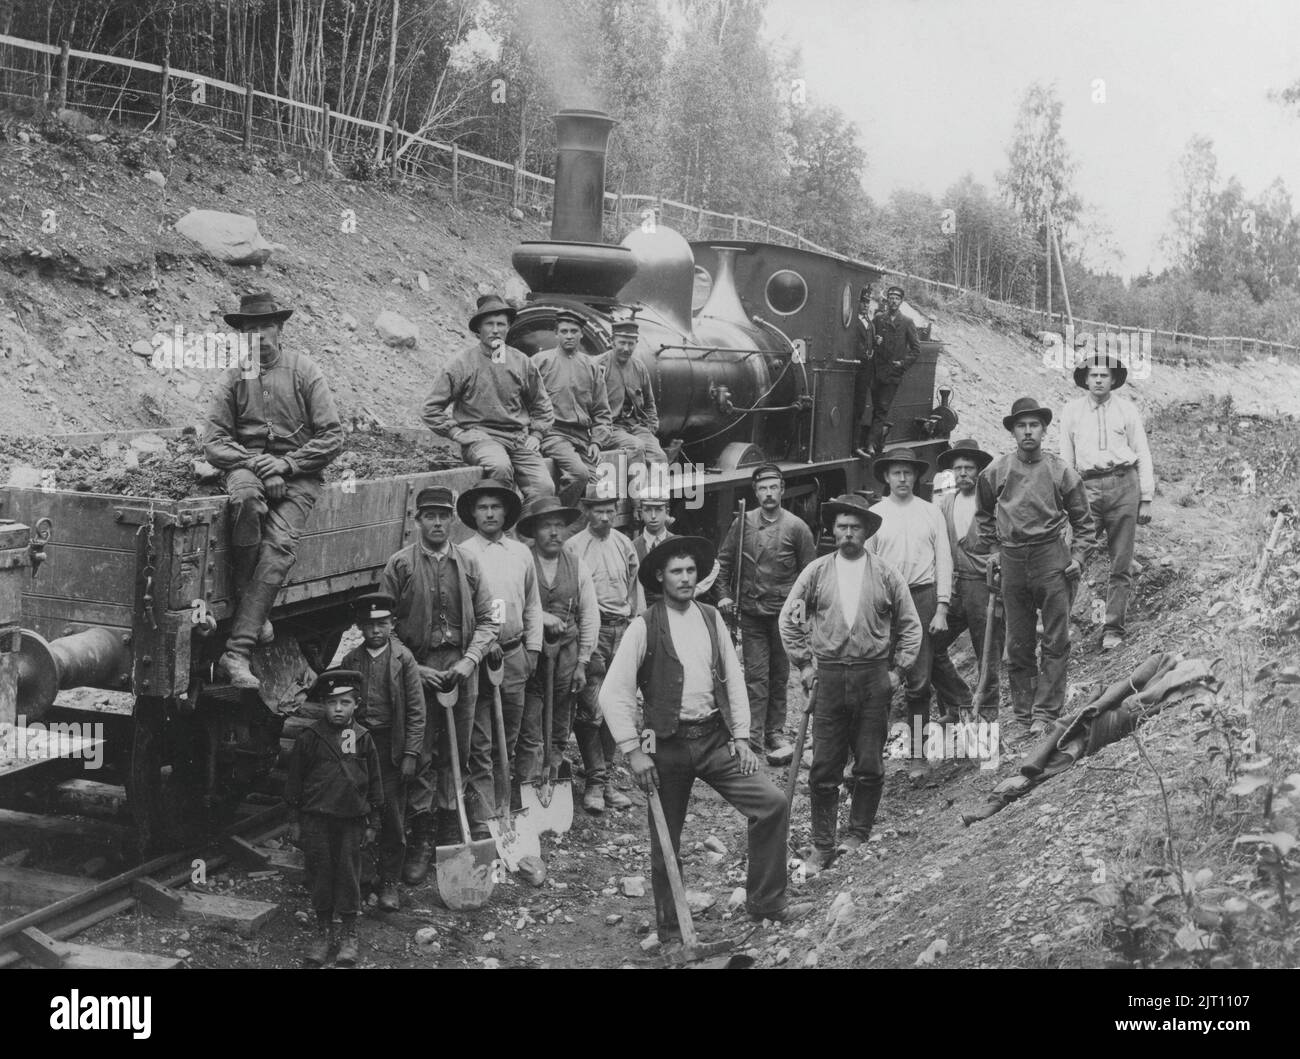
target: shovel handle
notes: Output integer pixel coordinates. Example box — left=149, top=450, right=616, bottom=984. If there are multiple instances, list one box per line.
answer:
left=646, top=787, right=699, bottom=952
left=785, top=678, right=816, bottom=809
left=540, top=650, right=555, bottom=777
left=441, top=696, right=473, bottom=847
left=973, top=590, right=999, bottom=705
left=490, top=683, right=512, bottom=825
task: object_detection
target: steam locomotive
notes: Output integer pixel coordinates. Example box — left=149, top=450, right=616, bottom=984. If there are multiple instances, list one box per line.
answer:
left=509, top=109, right=957, bottom=538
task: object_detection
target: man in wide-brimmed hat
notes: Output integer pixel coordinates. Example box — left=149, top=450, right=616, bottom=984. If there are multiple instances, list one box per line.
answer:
left=379, top=485, right=500, bottom=883
left=563, top=483, right=639, bottom=813
left=204, top=291, right=344, bottom=690
left=779, top=494, right=922, bottom=873
left=977, top=398, right=1094, bottom=739
left=862, top=285, right=921, bottom=456
left=867, top=448, right=966, bottom=761
left=518, top=496, right=598, bottom=794
left=533, top=308, right=614, bottom=507
left=931, top=439, right=1003, bottom=722
left=458, top=480, right=541, bottom=824
left=716, top=464, right=816, bottom=765
left=604, top=536, right=799, bottom=934
left=600, top=315, right=669, bottom=466
left=422, top=293, right=557, bottom=501
left=1059, top=351, right=1154, bottom=650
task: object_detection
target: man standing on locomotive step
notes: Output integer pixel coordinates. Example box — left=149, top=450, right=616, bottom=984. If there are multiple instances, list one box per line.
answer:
left=380, top=486, right=499, bottom=884
left=716, top=464, right=816, bottom=766
left=422, top=293, right=557, bottom=501
left=977, top=398, right=1094, bottom=740
left=864, top=285, right=921, bottom=456
left=779, top=495, right=922, bottom=874
left=853, top=285, right=878, bottom=458
left=533, top=308, right=614, bottom=508
left=204, top=292, right=344, bottom=690
left=600, top=316, right=669, bottom=467
left=1058, top=352, right=1154, bottom=651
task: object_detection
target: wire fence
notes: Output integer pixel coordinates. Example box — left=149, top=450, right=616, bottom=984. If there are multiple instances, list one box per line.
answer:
left=2, top=32, right=1296, bottom=361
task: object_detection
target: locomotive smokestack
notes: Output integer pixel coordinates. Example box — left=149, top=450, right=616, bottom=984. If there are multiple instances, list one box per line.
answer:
left=551, top=109, right=617, bottom=243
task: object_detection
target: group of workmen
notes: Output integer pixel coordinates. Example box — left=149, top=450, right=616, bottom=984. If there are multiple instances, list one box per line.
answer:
left=203, top=287, right=1153, bottom=965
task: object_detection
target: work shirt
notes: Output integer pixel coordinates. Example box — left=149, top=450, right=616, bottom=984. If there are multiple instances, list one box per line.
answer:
left=566, top=528, right=639, bottom=618
left=975, top=449, right=1095, bottom=566
left=421, top=341, right=555, bottom=442
left=600, top=603, right=749, bottom=753
left=380, top=541, right=500, bottom=664
left=459, top=534, right=542, bottom=653
left=203, top=348, right=344, bottom=475
left=870, top=309, right=920, bottom=384
left=867, top=494, right=953, bottom=603
left=779, top=551, right=922, bottom=670
left=533, top=549, right=599, bottom=665
left=600, top=351, right=659, bottom=431
left=284, top=720, right=383, bottom=824
left=1058, top=393, right=1155, bottom=502
left=533, top=346, right=613, bottom=445
left=716, top=507, right=817, bottom=616
left=938, top=489, right=991, bottom=580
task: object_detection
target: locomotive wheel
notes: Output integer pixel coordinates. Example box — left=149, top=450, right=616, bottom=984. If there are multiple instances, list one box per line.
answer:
left=126, top=696, right=205, bottom=854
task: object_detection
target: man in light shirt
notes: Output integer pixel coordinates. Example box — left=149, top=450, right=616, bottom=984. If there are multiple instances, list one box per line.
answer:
left=604, top=537, right=794, bottom=935
left=932, top=440, right=1002, bottom=721
left=564, top=488, right=639, bottom=813
left=457, top=480, right=542, bottom=818
left=868, top=448, right=966, bottom=757
left=1059, top=352, right=1154, bottom=650
left=780, top=495, right=922, bottom=874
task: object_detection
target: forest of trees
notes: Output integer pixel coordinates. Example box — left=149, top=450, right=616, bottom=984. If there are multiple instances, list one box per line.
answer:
left=3, top=0, right=1297, bottom=344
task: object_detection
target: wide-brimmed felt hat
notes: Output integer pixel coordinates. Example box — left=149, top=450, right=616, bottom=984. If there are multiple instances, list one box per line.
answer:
left=352, top=592, right=396, bottom=621
left=1002, top=396, right=1053, bottom=431
left=517, top=495, right=581, bottom=538
left=872, top=447, right=930, bottom=486
left=415, top=486, right=456, bottom=513
left=468, top=293, right=517, bottom=333
left=820, top=494, right=883, bottom=538
left=637, top=535, right=716, bottom=595
left=457, top=478, right=522, bottom=531
left=1072, top=350, right=1128, bottom=389
left=312, top=668, right=363, bottom=700
left=936, top=439, right=993, bottom=472
left=224, top=291, right=293, bottom=329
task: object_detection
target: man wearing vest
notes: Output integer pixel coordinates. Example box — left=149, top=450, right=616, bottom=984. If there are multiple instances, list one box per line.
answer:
left=458, top=480, right=542, bottom=816
left=565, top=486, right=638, bottom=813
left=931, top=440, right=1003, bottom=722
left=604, top=537, right=794, bottom=935
left=518, top=497, right=599, bottom=790
left=976, top=398, right=1095, bottom=739
left=780, top=495, right=922, bottom=874
left=716, top=464, right=817, bottom=766
left=1058, top=351, right=1154, bottom=650
left=380, top=486, right=500, bottom=884
left=338, top=592, right=425, bottom=911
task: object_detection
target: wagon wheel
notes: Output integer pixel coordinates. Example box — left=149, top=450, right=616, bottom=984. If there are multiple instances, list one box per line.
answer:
left=126, top=696, right=205, bottom=854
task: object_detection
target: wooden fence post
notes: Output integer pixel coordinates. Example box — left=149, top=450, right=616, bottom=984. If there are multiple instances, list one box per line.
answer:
left=56, top=40, right=70, bottom=110
left=512, top=162, right=520, bottom=208
left=242, top=81, right=253, bottom=150
left=321, top=101, right=331, bottom=166
left=389, top=120, right=400, bottom=179
left=451, top=144, right=459, bottom=202
left=158, top=61, right=170, bottom=133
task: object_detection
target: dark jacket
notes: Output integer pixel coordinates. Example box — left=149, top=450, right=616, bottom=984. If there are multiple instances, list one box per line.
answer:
left=380, top=541, right=500, bottom=668
left=341, top=638, right=426, bottom=763
left=716, top=508, right=816, bottom=616
left=284, top=719, right=383, bottom=824
left=871, top=309, right=920, bottom=385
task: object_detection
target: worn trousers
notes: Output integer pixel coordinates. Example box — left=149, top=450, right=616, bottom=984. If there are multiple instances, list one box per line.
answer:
left=607, top=423, right=668, bottom=466
left=1085, top=468, right=1139, bottom=636
left=740, top=611, right=790, bottom=748
left=224, top=468, right=324, bottom=586
left=932, top=574, right=1004, bottom=713
left=649, top=722, right=789, bottom=929
left=1002, top=538, right=1075, bottom=724
left=809, top=660, right=892, bottom=847
left=575, top=619, right=626, bottom=787
left=366, top=729, right=406, bottom=882
left=461, top=432, right=555, bottom=502
left=899, top=583, right=968, bottom=742
left=539, top=430, right=595, bottom=508
left=476, top=642, right=528, bottom=813
left=522, top=637, right=580, bottom=784
left=301, top=812, right=363, bottom=916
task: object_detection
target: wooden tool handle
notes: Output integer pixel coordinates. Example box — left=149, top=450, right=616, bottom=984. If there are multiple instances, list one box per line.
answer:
left=646, top=787, right=699, bottom=950
left=491, top=684, right=511, bottom=821
left=441, top=697, right=472, bottom=846
left=784, top=678, right=815, bottom=809
left=540, top=651, right=554, bottom=777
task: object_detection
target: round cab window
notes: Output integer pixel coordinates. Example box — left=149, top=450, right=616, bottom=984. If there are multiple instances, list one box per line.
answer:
left=692, top=266, right=713, bottom=313
left=764, top=269, right=808, bottom=316
left=840, top=282, right=853, bottom=328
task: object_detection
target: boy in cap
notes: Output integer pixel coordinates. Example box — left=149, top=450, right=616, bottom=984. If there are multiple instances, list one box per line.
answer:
left=204, top=292, right=344, bottom=690
left=285, top=668, right=383, bottom=966
left=380, top=485, right=500, bottom=883
left=533, top=308, right=614, bottom=507
left=422, top=293, right=557, bottom=501
left=976, top=398, right=1094, bottom=738
left=716, top=464, right=816, bottom=764
left=338, top=593, right=425, bottom=911
left=600, top=317, right=669, bottom=466
left=1058, top=352, right=1154, bottom=650
left=864, top=286, right=920, bottom=455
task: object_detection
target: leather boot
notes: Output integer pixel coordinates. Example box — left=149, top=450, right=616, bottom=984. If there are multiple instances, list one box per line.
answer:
left=377, top=880, right=400, bottom=912
left=230, top=546, right=275, bottom=646
left=304, top=916, right=333, bottom=966
left=839, top=781, right=883, bottom=852
left=575, top=723, right=606, bottom=811
left=583, top=784, right=606, bottom=814
left=219, top=580, right=280, bottom=689
left=604, top=786, right=631, bottom=810
left=336, top=915, right=358, bottom=966
left=403, top=816, right=436, bottom=885
left=804, top=790, right=840, bottom=876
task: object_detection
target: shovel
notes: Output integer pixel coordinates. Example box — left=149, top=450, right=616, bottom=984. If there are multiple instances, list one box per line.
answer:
left=646, top=786, right=750, bottom=967
left=784, top=676, right=817, bottom=811
left=434, top=684, right=498, bottom=911
left=520, top=641, right=574, bottom=835
left=485, top=652, right=542, bottom=871
left=962, top=561, right=1003, bottom=727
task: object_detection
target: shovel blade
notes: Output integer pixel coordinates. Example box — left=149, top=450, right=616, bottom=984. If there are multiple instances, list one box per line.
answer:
left=487, top=809, right=542, bottom=871
left=520, top=779, right=574, bottom=836
left=434, top=840, right=498, bottom=910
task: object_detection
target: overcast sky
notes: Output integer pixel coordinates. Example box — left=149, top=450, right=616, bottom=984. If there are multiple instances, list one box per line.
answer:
left=764, top=0, right=1300, bottom=278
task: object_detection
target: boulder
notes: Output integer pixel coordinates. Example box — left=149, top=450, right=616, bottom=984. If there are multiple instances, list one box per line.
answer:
left=144, top=170, right=166, bottom=189
left=375, top=310, right=419, bottom=348
left=175, top=209, right=274, bottom=266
